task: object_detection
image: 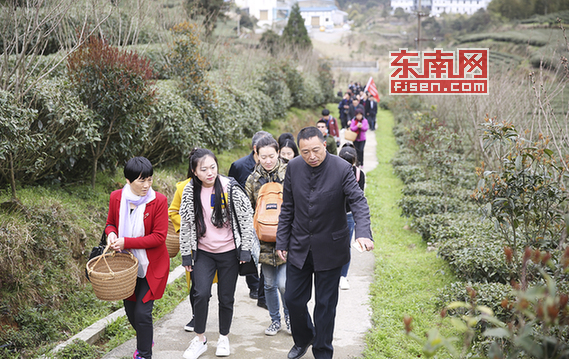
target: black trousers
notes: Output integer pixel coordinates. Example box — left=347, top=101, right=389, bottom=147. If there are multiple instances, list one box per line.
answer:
left=124, top=277, right=154, bottom=359
left=245, top=270, right=265, bottom=301
left=192, top=249, right=239, bottom=336
left=284, top=251, right=342, bottom=359
left=353, top=140, right=366, bottom=166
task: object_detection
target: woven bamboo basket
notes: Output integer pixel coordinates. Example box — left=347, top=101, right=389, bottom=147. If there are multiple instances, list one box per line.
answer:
left=166, top=220, right=180, bottom=258
left=86, top=245, right=139, bottom=301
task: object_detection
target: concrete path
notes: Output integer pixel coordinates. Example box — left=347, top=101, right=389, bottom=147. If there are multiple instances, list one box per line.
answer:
left=103, top=131, right=379, bottom=359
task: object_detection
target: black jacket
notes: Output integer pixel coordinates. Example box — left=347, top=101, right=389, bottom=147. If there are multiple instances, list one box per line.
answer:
left=365, top=100, right=378, bottom=118
left=228, top=151, right=256, bottom=187
left=276, top=153, right=372, bottom=271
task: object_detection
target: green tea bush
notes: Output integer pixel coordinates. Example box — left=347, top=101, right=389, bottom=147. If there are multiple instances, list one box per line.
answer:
left=258, top=65, right=292, bottom=117
left=402, top=181, right=471, bottom=199
left=391, top=151, right=414, bottom=167
left=392, top=165, right=427, bottom=184
left=139, top=80, right=205, bottom=164
left=413, top=213, right=492, bottom=243
left=0, top=90, right=41, bottom=194
left=281, top=61, right=306, bottom=108
left=316, top=61, right=336, bottom=104
left=438, top=233, right=512, bottom=283
left=399, top=194, right=473, bottom=218
left=223, top=85, right=266, bottom=132
left=23, top=77, right=98, bottom=184
left=303, top=74, right=326, bottom=108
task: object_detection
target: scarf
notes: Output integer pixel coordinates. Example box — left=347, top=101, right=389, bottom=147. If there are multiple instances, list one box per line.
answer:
left=118, top=183, right=156, bottom=278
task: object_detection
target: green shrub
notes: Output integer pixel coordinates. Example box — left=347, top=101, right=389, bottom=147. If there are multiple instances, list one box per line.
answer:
left=391, top=151, right=414, bottom=167
left=399, top=194, right=473, bottom=218
left=258, top=65, right=292, bottom=118
left=412, top=213, right=492, bottom=243
left=0, top=89, right=41, bottom=196
left=67, top=35, right=157, bottom=188
left=281, top=61, right=306, bottom=108
left=437, top=233, right=512, bottom=283
left=139, top=80, right=205, bottom=165
left=22, top=77, right=98, bottom=184
left=316, top=61, right=336, bottom=104
left=402, top=181, right=471, bottom=199
left=303, top=74, right=326, bottom=108
left=223, top=85, right=266, bottom=132
left=392, top=165, right=426, bottom=184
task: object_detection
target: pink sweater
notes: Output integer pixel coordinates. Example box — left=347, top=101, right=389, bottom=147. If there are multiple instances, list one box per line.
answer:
left=198, top=176, right=236, bottom=253
left=349, top=118, right=369, bottom=141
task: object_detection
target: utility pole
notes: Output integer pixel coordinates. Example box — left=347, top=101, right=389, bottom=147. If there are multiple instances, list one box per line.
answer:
left=416, top=0, right=427, bottom=52
left=417, top=0, right=422, bottom=52
left=237, top=14, right=240, bottom=37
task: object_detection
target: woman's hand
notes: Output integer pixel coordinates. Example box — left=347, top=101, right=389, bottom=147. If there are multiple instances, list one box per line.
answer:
left=357, top=123, right=363, bottom=128
left=109, top=237, right=125, bottom=251
left=184, top=265, right=193, bottom=272
left=107, top=232, right=118, bottom=244
left=239, top=260, right=246, bottom=264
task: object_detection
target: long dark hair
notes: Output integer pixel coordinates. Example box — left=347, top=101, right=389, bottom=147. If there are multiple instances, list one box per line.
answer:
left=188, top=148, right=229, bottom=239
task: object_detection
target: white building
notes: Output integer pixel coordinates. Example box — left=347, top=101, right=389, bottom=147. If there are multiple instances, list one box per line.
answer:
left=240, top=0, right=291, bottom=28
left=235, top=0, right=346, bottom=29
left=391, top=0, right=491, bottom=15
left=299, top=5, right=336, bottom=27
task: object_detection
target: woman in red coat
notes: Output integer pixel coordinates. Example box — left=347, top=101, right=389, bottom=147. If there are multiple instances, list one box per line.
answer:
left=106, top=156, right=170, bottom=359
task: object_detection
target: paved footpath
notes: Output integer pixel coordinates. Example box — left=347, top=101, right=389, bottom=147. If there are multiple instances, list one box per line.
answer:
left=104, top=131, right=378, bottom=359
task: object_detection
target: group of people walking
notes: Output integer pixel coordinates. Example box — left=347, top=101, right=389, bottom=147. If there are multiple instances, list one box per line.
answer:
left=337, top=84, right=379, bottom=168
left=102, top=110, right=374, bottom=359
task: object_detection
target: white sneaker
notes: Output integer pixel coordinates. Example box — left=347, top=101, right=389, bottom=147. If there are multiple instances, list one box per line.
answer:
left=183, top=336, right=207, bottom=359
left=339, top=276, right=350, bottom=290
left=264, top=320, right=281, bottom=336
left=216, top=335, right=230, bottom=357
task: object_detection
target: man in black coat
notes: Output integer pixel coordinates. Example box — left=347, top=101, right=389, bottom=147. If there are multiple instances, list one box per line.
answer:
left=347, top=98, right=365, bottom=125
left=276, top=127, right=374, bottom=359
left=228, top=130, right=272, bottom=308
left=365, top=96, right=378, bottom=131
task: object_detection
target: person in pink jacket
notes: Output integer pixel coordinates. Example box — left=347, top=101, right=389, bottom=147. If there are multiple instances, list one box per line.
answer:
left=348, top=108, right=369, bottom=167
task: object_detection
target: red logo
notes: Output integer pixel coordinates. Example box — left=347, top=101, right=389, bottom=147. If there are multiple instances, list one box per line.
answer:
left=389, top=48, right=489, bottom=95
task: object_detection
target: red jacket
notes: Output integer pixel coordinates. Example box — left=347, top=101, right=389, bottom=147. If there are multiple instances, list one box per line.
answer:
left=105, top=189, right=170, bottom=303
left=321, top=116, right=340, bottom=139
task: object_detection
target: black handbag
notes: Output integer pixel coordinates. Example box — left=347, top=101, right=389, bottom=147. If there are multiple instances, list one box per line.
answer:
left=85, top=231, right=108, bottom=281
left=238, top=260, right=258, bottom=276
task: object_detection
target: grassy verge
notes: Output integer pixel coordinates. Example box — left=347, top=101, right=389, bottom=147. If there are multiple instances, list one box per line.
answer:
left=363, top=109, right=458, bottom=358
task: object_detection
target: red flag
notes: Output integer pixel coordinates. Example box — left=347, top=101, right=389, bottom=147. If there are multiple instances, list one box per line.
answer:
left=364, top=77, right=380, bottom=102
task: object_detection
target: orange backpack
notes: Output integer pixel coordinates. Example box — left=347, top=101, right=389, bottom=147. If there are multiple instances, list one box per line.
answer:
left=253, top=181, right=283, bottom=242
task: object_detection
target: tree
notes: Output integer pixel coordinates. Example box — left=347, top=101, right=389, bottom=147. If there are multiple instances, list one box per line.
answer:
left=67, top=36, right=156, bottom=188
left=282, top=3, right=312, bottom=49
left=0, top=90, right=41, bottom=200
left=393, top=7, right=409, bottom=21
left=185, top=0, right=228, bottom=37
left=260, top=29, right=281, bottom=56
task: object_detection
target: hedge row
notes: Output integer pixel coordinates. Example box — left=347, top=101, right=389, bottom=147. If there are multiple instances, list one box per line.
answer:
left=0, top=30, right=335, bottom=188
left=390, top=97, right=569, bottom=337
left=389, top=102, right=516, bottom=321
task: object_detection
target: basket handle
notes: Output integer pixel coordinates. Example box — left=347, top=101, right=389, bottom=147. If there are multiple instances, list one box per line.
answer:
left=87, top=241, right=115, bottom=276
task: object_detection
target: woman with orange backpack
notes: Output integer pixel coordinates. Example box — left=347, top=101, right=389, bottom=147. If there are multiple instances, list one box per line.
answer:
left=244, top=136, right=290, bottom=337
